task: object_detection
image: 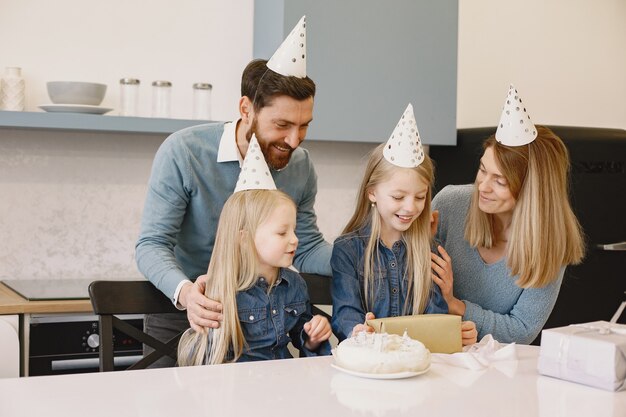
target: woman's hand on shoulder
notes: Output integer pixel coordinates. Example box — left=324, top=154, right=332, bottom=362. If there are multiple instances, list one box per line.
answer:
left=461, top=321, right=478, bottom=346
left=430, top=245, right=458, bottom=314
left=304, top=315, right=333, bottom=350
left=431, top=245, right=453, bottom=294
left=180, top=274, right=223, bottom=333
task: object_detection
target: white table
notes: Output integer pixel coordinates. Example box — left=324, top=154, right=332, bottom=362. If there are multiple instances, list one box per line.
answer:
left=0, top=346, right=624, bottom=417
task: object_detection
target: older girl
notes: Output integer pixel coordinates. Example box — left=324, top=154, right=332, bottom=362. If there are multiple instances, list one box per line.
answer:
left=331, top=104, right=477, bottom=345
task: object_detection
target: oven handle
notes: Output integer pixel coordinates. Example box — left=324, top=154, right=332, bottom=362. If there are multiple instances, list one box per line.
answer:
left=51, top=355, right=142, bottom=371
left=596, top=241, right=626, bottom=251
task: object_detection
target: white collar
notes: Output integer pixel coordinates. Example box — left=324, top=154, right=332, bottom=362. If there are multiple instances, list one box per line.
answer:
left=216, top=120, right=244, bottom=166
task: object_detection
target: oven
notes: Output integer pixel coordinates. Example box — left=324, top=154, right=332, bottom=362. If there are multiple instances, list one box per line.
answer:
left=28, top=313, right=144, bottom=376
left=1, top=278, right=146, bottom=375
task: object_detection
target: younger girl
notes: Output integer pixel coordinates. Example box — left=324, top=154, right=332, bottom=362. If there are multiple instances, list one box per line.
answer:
left=178, top=189, right=332, bottom=365
left=331, top=104, right=477, bottom=345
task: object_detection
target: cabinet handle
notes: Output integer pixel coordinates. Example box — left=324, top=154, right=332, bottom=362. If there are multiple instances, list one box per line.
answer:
left=596, top=241, right=626, bottom=251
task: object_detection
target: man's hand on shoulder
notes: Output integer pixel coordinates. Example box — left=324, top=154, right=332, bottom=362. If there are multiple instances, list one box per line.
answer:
left=179, top=274, right=223, bottom=333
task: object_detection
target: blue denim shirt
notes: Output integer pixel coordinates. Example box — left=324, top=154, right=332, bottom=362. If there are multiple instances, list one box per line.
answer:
left=331, top=227, right=448, bottom=341
left=234, top=268, right=331, bottom=361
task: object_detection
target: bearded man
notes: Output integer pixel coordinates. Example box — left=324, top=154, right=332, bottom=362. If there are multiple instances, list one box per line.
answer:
left=135, top=58, right=331, bottom=367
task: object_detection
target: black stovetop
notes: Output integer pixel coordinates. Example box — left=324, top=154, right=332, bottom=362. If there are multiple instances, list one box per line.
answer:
left=2, top=278, right=93, bottom=300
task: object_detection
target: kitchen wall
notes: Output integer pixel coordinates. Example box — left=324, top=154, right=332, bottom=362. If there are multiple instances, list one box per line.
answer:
left=0, top=0, right=624, bottom=280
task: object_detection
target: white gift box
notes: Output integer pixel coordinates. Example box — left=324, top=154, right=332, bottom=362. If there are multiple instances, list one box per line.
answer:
left=538, top=321, right=626, bottom=391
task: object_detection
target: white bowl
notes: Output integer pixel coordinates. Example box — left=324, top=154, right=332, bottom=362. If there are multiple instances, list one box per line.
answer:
left=47, top=81, right=107, bottom=106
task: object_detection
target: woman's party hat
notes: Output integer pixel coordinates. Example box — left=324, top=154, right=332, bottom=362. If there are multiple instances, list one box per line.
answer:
left=495, top=84, right=537, bottom=146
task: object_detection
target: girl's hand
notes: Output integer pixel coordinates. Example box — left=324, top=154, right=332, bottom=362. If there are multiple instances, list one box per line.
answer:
left=431, top=245, right=465, bottom=316
left=351, top=312, right=376, bottom=337
left=461, top=321, right=478, bottom=346
left=304, top=315, right=333, bottom=350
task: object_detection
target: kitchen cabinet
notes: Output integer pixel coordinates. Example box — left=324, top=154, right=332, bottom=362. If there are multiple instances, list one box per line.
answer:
left=254, top=0, right=458, bottom=144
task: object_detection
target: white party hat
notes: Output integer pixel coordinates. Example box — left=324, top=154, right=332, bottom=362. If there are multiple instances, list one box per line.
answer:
left=267, top=16, right=307, bottom=78
left=234, top=135, right=277, bottom=193
left=383, top=103, right=425, bottom=168
left=495, top=84, right=537, bottom=146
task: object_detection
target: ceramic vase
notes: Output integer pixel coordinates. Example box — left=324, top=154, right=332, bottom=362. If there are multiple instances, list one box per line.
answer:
left=1, top=67, right=25, bottom=111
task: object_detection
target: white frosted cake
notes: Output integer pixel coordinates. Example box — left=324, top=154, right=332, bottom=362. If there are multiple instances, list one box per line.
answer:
left=334, top=332, right=431, bottom=374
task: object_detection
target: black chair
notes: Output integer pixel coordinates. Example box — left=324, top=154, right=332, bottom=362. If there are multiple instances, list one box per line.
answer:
left=88, top=280, right=183, bottom=371
left=301, top=273, right=332, bottom=320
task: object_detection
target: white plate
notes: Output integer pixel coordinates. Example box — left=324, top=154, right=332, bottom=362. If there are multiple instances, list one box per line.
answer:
left=331, top=363, right=429, bottom=380
left=38, top=104, right=113, bottom=115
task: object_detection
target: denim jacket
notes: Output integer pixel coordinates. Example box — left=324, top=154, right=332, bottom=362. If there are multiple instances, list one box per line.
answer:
left=331, top=226, right=448, bottom=341
left=233, top=268, right=331, bottom=361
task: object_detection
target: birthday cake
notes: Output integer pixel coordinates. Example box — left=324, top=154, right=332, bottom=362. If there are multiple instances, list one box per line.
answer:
left=334, top=332, right=431, bottom=374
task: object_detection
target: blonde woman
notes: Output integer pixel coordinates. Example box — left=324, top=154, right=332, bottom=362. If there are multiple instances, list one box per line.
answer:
left=178, top=190, right=331, bottom=366
left=431, top=126, right=585, bottom=344
left=331, top=105, right=477, bottom=345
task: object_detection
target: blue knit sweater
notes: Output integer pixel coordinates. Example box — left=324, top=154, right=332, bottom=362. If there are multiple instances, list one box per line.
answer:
left=432, top=184, right=564, bottom=344
left=136, top=122, right=332, bottom=302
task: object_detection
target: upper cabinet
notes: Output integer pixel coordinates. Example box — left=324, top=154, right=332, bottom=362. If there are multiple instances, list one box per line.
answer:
left=254, top=0, right=458, bottom=145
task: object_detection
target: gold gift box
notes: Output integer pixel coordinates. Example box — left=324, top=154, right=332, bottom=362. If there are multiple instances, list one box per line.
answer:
left=366, top=314, right=462, bottom=353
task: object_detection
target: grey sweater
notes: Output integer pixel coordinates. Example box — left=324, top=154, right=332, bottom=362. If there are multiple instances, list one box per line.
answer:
left=432, top=184, right=563, bottom=344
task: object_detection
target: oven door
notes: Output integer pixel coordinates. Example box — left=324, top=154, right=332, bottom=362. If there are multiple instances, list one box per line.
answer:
left=28, top=314, right=143, bottom=375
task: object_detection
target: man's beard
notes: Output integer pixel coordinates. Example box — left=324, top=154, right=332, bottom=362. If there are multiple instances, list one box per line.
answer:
left=247, top=118, right=294, bottom=171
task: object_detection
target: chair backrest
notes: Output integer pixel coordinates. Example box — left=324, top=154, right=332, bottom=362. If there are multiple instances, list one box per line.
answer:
left=301, top=273, right=332, bottom=320
left=88, top=280, right=183, bottom=371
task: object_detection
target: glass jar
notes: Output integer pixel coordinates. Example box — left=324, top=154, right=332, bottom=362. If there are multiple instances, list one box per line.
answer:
left=119, top=78, right=140, bottom=116
left=1, top=67, right=25, bottom=111
left=192, top=82, right=212, bottom=120
left=151, top=80, right=172, bottom=118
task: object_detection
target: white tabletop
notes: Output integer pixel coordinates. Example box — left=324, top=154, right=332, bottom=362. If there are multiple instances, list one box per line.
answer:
left=0, top=345, right=624, bottom=417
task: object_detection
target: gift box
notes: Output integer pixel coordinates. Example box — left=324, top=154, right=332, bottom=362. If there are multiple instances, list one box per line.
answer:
left=366, top=314, right=462, bottom=353
left=537, top=321, right=626, bottom=391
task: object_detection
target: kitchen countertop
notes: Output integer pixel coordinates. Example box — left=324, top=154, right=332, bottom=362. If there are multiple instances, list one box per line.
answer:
left=0, top=283, right=92, bottom=315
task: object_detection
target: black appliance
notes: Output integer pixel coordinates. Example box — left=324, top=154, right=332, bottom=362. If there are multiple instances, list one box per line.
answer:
left=2, top=278, right=144, bottom=375
left=429, top=126, right=626, bottom=343
left=28, top=314, right=143, bottom=376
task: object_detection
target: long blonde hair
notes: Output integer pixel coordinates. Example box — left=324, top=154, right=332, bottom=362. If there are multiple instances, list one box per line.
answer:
left=343, top=143, right=435, bottom=315
left=177, top=189, right=296, bottom=366
left=465, top=126, right=585, bottom=288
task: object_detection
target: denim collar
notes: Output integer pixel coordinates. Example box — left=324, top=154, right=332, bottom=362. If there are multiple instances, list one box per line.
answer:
left=356, top=222, right=406, bottom=251
left=257, top=268, right=293, bottom=289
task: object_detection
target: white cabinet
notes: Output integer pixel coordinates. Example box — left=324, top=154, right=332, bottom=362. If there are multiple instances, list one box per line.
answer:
left=0, top=315, right=19, bottom=378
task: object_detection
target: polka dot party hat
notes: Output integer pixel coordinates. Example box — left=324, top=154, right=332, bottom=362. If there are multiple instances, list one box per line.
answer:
left=234, top=135, right=277, bottom=193
left=383, top=103, right=425, bottom=168
left=267, top=15, right=307, bottom=78
left=495, top=84, right=537, bottom=146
